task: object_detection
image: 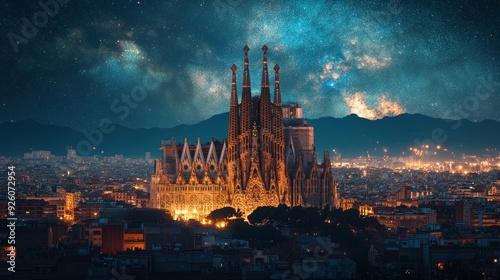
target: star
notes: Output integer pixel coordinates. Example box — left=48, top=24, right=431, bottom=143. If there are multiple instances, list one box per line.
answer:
left=0, top=0, right=498, bottom=129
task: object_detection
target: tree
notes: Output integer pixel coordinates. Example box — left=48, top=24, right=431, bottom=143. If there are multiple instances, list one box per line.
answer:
left=226, top=220, right=287, bottom=249
left=247, top=206, right=276, bottom=225
left=247, top=204, right=290, bottom=226
left=342, top=208, right=360, bottom=223
left=207, top=206, right=242, bottom=222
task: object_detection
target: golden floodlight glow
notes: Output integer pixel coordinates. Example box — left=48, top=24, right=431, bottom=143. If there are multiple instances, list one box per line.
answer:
left=201, top=218, right=212, bottom=225
left=216, top=221, right=226, bottom=228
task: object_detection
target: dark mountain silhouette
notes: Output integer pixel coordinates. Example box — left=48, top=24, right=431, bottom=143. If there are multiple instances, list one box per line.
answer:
left=1, top=113, right=499, bottom=159
left=0, top=114, right=228, bottom=158
left=310, top=113, right=500, bottom=158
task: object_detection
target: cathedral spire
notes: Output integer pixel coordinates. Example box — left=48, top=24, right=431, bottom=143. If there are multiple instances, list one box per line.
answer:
left=273, top=64, right=281, bottom=105
left=240, top=45, right=252, bottom=136
left=323, top=151, right=331, bottom=169
left=228, top=64, right=240, bottom=163
left=230, top=64, right=238, bottom=106
left=312, top=145, right=317, bottom=167
left=261, top=45, right=269, bottom=88
left=273, top=64, right=285, bottom=161
left=260, top=45, right=272, bottom=133
left=243, top=46, right=250, bottom=88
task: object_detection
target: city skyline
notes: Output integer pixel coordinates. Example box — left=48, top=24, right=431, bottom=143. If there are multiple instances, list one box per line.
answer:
left=3, top=2, right=500, bottom=277
left=1, top=0, right=499, bottom=131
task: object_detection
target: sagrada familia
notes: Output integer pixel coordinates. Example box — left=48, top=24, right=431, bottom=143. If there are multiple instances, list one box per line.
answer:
left=150, top=46, right=336, bottom=220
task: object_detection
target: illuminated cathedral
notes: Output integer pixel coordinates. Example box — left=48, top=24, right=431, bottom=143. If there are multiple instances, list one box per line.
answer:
left=150, top=46, right=336, bottom=220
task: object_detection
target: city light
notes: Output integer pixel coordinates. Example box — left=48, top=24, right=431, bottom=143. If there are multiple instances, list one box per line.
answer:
left=215, top=221, right=226, bottom=228
left=3, top=1, right=499, bottom=278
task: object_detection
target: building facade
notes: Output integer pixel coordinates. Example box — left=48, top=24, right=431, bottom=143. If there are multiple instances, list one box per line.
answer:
left=150, top=46, right=335, bottom=219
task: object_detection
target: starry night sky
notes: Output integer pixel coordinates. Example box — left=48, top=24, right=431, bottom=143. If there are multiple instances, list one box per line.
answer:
left=1, top=0, right=499, bottom=130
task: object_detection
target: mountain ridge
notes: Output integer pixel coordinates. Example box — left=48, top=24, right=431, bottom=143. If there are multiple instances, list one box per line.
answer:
left=1, top=113, right=499, bottom=158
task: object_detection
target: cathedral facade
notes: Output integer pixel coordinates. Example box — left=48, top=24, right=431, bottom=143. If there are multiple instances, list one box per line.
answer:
left=150, top=46, right=336, bottom=220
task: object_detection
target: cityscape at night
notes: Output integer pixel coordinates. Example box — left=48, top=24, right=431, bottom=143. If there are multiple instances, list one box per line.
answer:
left=1, top=0, right=500, bottom=279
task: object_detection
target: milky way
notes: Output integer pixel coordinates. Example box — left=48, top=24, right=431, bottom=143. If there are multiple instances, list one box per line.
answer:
left=0, top=0, right=498, bottom=129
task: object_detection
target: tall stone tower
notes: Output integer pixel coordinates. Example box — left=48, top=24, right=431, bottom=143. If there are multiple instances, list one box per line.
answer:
left=227, top=45, right=289, bottom=211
